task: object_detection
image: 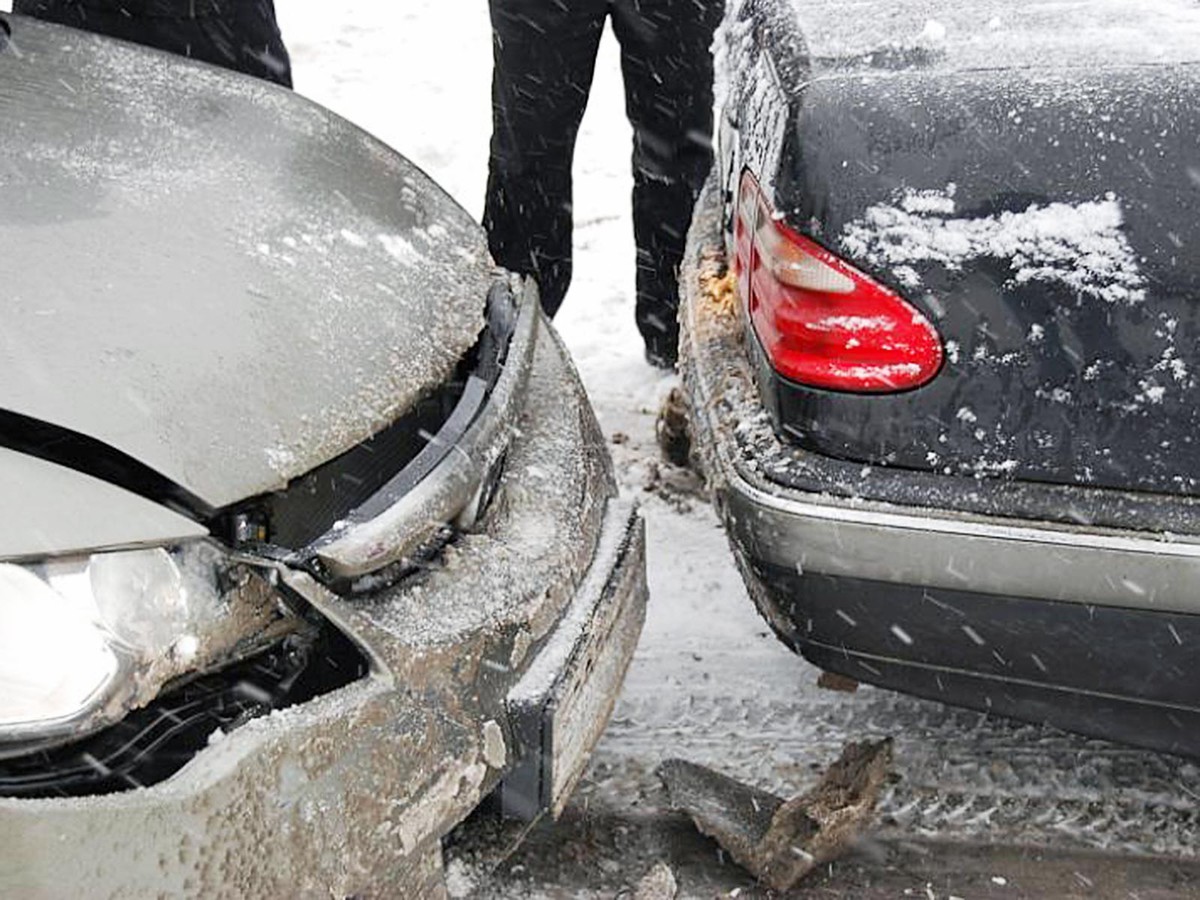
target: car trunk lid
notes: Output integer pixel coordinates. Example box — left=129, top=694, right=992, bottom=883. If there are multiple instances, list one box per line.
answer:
left=750, top=0, right=1200, bottom=496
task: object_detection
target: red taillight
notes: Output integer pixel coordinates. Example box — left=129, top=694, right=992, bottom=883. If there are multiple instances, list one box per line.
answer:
left=734, top=174, right=943, bottom=393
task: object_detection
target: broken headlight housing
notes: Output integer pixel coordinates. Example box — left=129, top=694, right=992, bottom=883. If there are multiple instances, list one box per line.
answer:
left=0, top=541, right=304, bottom=758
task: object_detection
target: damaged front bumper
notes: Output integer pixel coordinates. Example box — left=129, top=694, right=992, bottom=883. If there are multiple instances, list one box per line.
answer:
left=0, top=302, right=647, bottom=898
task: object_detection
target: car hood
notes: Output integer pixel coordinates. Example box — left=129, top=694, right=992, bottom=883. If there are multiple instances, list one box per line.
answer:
left=0, top=448, right=207, bottom=561
left=0, top=16, right=491, bottom=510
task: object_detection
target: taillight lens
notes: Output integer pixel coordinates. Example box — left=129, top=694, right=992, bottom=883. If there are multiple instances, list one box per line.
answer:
left=734, top=174, right=943, bottom=393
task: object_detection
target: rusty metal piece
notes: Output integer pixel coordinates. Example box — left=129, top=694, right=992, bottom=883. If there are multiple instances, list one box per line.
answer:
left=658, top=739, right=893, bottom=892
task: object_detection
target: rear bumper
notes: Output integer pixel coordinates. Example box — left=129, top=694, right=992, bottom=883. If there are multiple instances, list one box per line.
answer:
left=0, top=316, right=648, bottom=898
left=680, top=172, right=1200, bottom=756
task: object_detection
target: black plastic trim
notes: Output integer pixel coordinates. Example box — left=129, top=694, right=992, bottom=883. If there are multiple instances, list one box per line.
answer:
left=752, top=561, right=1200, bottom=757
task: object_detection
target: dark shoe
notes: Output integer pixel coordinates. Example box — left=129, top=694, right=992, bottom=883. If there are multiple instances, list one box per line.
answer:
left=644, top=342, right=678, bottom=371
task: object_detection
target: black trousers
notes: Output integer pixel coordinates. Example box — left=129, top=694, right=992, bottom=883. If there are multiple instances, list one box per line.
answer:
left=12, top=0, right=292, bottom=88
left=484, top=0, right=723, bottom=353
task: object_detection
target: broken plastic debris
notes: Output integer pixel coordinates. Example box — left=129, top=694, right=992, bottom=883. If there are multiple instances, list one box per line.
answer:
left=657, top=739, right=893, bottom=892
left=656, top=387, right=694, bottom=469
left=633, top=861, right=679, bottom=900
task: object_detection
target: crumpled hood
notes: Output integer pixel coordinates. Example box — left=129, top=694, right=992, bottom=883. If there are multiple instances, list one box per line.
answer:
left=0, top=16, right=491, bottom=509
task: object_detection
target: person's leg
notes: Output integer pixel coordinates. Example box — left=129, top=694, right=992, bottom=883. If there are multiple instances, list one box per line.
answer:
left=484, top=0, right=608, bottom=317
left=610, top=0, right=724, bottom=365
left=198, top=1, right=292, bottom=88
left=12, top=0, right=292, bottom=87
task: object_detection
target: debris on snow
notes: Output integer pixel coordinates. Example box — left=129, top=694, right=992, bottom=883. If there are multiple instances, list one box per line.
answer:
left=443, top=858, right=479, bottom=899
left=657, top=387, right=694, bottom=469
left=817, top=671, right=861, bottom=694
left=441, top=803, right=543, bottom=894
left=641, top=460, right=706, bottom=514
left=633, top=861, right=679, bottom=900
left=658, top=740, right=893, bottom=892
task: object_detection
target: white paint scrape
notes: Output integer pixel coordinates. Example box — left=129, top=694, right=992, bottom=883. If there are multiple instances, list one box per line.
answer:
left=841, top=186, right=1147, bottom=304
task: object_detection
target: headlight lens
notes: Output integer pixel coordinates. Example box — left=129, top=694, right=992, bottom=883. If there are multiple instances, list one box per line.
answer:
left=0, top=565, right=119, bottom=730
left=0, top=543, right=302, bottom=757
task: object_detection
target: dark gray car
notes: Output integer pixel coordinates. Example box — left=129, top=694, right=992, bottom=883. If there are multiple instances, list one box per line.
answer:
left=0, top=14, right=646, bottom=897
left=682, top=0, right=1200, bottom=757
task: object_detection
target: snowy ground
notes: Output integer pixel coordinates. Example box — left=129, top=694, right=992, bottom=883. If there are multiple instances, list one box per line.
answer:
left=272, top=6, right=1200, bottom=896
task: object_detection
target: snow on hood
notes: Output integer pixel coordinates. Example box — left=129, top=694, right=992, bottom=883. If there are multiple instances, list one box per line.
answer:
left=0, top=19, right=491, bottom=508
left=840, top=185, right=1148, bottom=304
left=783, top=0, right=1200, bottom=73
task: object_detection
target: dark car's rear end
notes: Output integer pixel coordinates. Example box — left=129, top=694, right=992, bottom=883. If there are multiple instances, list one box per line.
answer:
left=685, top=0, right=1200, bottom=755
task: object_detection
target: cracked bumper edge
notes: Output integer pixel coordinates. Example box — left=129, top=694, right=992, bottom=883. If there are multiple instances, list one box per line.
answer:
left=499, top=501, right=647, bottom=821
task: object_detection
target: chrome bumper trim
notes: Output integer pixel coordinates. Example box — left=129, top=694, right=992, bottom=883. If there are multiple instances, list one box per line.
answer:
left=721, top=482, right=1200, bottom=613
left=315, top=284, right=539, bottom=580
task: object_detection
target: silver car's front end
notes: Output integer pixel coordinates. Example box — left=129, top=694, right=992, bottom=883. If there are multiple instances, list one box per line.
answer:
left=0, top=15, right=647, bottom=897
left=0, top=282, right=647, bottom=898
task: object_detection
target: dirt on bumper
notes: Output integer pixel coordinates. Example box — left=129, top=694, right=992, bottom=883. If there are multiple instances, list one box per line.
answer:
left=0, top=324, right=648, bottom=900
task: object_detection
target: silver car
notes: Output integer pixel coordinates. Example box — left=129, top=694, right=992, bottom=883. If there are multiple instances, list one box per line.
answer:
left=0, top=14, right=646, bottom=897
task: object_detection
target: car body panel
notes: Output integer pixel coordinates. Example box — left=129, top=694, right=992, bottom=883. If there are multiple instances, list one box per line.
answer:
left=775, top=66, right=1200, bottom=495
left=721, top=0, right=1200, bottom=496
left=0, top=15, right=490, bottom=509
left=0, top=447, right=206, bottom=559
left=0, top=17, right=649, bottom=896
left=792, top=574, right=1200, bottom=759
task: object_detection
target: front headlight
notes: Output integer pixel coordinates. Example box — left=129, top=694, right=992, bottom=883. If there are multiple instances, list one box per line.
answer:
left=0, top=542, right=303, bottom=757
